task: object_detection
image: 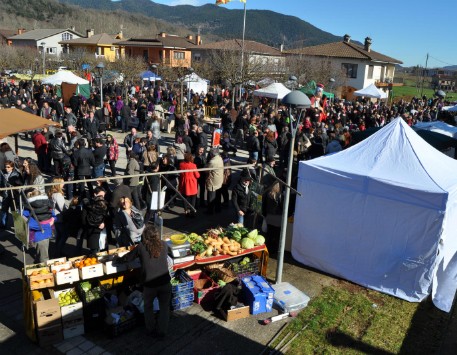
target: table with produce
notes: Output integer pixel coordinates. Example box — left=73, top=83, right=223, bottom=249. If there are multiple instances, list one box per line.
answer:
left=23, top=224, right=270, bottom=347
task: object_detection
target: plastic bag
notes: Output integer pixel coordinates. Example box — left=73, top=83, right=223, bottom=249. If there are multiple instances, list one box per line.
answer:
left=99, top=228, right=107, bottom=250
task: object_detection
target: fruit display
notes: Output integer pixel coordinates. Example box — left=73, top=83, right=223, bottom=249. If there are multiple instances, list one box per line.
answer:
left=57, top=289, right=80, bottom=307
left=187, top=224, right=265, bottom=259
left=74, top=257, right=99, bottom=269
left=29, top=268, right=54, bottom=289
left=32, top=290, right=43, bottom=302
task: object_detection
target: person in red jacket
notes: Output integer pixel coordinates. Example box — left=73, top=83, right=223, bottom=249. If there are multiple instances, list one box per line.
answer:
left=32, top=129, right=48, bottom=172
left=178, top=153, right=200, bottom=217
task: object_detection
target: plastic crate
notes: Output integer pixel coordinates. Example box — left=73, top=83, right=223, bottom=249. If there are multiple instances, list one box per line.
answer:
left=171, top=270, right=194, bottom=296
left=106, top=316, right=137, bottom=337
left=172, top=298, right=193, bottom=311
left=225, top=255, right=260, bottom=278
left=171, top=292, right=194, bottom=306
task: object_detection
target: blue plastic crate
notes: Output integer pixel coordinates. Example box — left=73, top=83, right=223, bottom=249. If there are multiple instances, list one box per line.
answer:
left=171, top=292, right=194, bottom=306
left=171, top=270, right=194, bottom=295
left=172, top=298, right=193, bottom=311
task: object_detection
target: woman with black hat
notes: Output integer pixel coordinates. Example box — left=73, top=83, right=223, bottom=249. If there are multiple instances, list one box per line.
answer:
left=231, top=170, right=253, bottom=226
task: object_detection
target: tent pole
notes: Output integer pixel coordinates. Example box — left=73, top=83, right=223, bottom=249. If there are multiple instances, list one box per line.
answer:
left=275, top=106, right=297, bottom=284
left=14, top=134, right=18, bottom=155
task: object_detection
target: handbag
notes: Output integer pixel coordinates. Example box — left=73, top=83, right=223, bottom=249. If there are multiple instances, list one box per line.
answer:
left=130, top=207, right=144, bottom=229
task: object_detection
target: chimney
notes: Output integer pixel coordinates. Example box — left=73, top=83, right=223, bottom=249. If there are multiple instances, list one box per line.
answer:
left=70, top=26, right=75, bottom=31
left=364, top=37, right=372, bottom=52
left=117, top=31, right=123, bottom=40
left=280, top=44, right=284, bottom=52
left=195, top=34, right=202, bottom=45
left=159, top=32, right=166, bottom=38
left=186, top=34, right=193, bottom=41
left=86, top=29, right=94, bottom=38
left=17, top=28, right=26, bottom=35
left=343, top=34, right=351, bottom=43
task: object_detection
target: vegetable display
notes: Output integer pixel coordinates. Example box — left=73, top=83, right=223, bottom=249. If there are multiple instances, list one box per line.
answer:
left=182, top=224, right=265, bottom=259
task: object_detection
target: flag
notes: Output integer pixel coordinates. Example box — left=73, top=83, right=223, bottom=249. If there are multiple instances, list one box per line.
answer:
left=216, top=0, right=246, bottom=5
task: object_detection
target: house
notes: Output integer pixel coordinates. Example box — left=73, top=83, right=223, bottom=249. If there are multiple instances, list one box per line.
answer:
left=9, top=28, right=83, bottom=57
left=431, top=73, right=456, bottom=91
left=191, top=39, right=285, bottom=76
left=0, top=28, right=26, bottom=46
left=59, top=29, right=124, bottom=62
left=287, top=35, right=403, bottom=99
left=116, top=32, right=198, bottom=67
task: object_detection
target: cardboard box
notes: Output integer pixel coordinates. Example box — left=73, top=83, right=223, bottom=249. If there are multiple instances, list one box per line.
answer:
left=46, top=257, right=67, bottom=266
left=55, top=268, right=80, bottom=285
left=34, top=298, right=62, bottom=328
left=108, top=247, right=128, bottom=255
left=99, top=275, right=124, bottom=290
left=241, top=275, right=275, bottom=315
left=79, top=263, right=104, bottom=280
left=37, top=324, right=63, bottom=347
left=103, top=260, right=128, bottom=275
left=54, top=288, right=83, bottom=324
left=221, top=305, right=250, bottom=321
left=63, top=323, right=84, bottom=339
left=50, top=261, right=73, bottom=273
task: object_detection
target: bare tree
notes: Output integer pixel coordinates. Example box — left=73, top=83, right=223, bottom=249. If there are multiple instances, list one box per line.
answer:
left=109, top=55, right=148, bottom=100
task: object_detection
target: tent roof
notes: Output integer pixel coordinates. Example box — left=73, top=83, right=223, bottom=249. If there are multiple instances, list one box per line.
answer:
left=253, top=82, right=291, bottom=100
left=414, top=121, right=457, bottom=139
left=306, top=118, right=457, bottom=192
left=354, top=83, right=388, bottom=99
left=0, top=109, right=60, bottom=138
left=42, top=70, right=89, bottom=85
left=180, top=72, right=207, bottom=84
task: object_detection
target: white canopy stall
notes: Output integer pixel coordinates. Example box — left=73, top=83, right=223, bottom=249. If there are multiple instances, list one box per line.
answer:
left=354, top=83, right=388, bottom=99
left=414, top=121, right=457, bottom=139
left=253, top=83, right=291, bottom=100
left=41, top=70, right=89, bottom=85
left=180, top=72, right=208, bottom=95
left=292, top=118, right=457, bottom=312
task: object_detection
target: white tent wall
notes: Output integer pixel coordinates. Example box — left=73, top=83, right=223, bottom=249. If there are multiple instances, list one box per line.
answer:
left=291, top=118, right=457, bottom=312
left=432, top=194, right=457, bottom=311
left=292, top=164, right=445, bottom=302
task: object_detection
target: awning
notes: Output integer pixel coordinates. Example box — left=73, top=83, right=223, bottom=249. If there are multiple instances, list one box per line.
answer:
left=0, top=109, right=60, bottom=139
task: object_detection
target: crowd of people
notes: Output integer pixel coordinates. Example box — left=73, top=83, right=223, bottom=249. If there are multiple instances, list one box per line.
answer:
left=0, top=77, right=454, bottom=261
left=0, top=75, right=455, bottom=338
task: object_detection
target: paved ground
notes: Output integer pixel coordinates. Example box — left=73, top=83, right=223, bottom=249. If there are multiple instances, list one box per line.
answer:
left=0, top=129, right=456, bottom=354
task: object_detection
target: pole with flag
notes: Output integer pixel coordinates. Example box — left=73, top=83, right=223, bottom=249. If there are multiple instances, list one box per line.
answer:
left=216, top=0, right=247, bottom=103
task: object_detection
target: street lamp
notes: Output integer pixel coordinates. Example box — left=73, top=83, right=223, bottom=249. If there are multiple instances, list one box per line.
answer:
left=40, top=42, right=46, bottom=75
left=96, top=62, right=105, bottom=109
left=187, top=67, right=194, bottom=109
left=151, top=64, right=158, bottom=87
left=329, top=78, right=335, bottom=103
left=275, top=90, right=311, bottom=284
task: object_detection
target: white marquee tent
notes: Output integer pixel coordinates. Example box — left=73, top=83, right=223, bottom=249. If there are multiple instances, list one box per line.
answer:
left=292, top=118, right=457, bottom=312
left=414, top=121, right=457, bottom=139
left=253, top=82, right=291, bottom=100
left=354, top=83, right=388, bottom=99
left=180, top=72, right=208, bottom=95
left=41, top=70, right=89, bottom=85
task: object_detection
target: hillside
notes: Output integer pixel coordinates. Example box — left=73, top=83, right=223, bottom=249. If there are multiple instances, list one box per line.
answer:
left=0, top=0, right=200, bottom=40
left=58, top=0, right=341, bottom=48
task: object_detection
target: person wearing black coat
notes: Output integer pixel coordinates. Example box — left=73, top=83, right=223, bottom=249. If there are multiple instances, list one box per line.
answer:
left=0, top=161, right=24, bottom=229
left=263, top=132, right=278, bottom=163
left=92, top=138, right=106, bottom=178
left=81, top=196, right=108, bottom=254
left=83, top=111, right=100, bottom=139
left=72, top=138, right=95, bottom=198
left=49, top=130, right=69, bottom=176
left=117, top=224, right=171, bottom=337
left=197, top=127, right=208, bottom=151
left=231, top=171, right=253, bottom=227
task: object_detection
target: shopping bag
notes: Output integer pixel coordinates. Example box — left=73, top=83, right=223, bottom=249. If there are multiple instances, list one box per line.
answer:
left=99, top=228, right=107, bottom=250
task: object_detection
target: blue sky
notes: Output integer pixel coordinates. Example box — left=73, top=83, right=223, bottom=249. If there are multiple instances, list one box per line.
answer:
left=151, top=0, right=457, bottom=68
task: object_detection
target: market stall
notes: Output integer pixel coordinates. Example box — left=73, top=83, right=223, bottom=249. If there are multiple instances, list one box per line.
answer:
left=24, top=224, right=275, bottom=346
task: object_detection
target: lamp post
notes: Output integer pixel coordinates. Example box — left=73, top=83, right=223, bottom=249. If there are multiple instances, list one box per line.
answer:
left=40, top=42, right=46, bottom=75
left=187, top=67, right=194, bottom=109
left=96, top=62, right=105, bottom=109
left=275, top=90, right=310, bottom=284
left=329, top=77, right=335, bottom=103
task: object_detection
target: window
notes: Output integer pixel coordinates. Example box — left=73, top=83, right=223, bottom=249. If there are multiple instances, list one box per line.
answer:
left=174, top=51, right=185, bottom=60
left=46, top=47, right=57, bottom=55
left=61, top=33, right=73, bottom=41
left=342, top=63, right=358, bottom=78
left=367, top=65, right=374, bottom=79
left=143, top=50, right=148, bottom=62
left=193, top=53, right=201, bottom=62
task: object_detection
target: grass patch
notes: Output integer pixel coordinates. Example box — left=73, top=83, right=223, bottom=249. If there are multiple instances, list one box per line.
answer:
left=270, top=281, right=450, bottom=354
